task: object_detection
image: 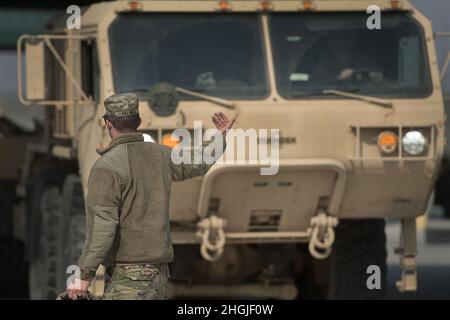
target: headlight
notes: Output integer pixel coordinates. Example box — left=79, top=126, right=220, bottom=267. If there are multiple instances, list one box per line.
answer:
left=402, top=130, right=426, bottom=156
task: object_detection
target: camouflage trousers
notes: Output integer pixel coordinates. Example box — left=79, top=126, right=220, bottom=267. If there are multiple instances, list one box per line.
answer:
left=102, top=263, right=169, bottom=300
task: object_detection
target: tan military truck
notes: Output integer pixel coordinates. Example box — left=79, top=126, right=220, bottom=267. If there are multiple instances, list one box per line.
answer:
left=16, top=0, right=445, bottom=299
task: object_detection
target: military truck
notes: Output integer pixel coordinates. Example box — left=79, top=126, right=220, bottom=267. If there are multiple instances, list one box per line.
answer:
left=15, top=0, right=445, bottom=299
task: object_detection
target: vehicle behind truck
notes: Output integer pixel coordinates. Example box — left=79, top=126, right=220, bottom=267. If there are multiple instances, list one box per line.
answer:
left=15, top=0, right=445, bottom=299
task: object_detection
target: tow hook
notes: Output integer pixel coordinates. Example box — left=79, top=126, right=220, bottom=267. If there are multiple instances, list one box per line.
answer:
left=308, top=211, right=339, bottom=259
left=197, top=215, right=227, bottom=262
left=395, top=218, right=418, bottom=292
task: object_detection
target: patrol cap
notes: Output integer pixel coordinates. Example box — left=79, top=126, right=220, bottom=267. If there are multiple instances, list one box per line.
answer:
left=104, top=93, right=139, bottom=118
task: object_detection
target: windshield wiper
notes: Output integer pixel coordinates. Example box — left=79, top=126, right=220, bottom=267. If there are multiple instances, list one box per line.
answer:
left=135, top=86, right=236, bottom=110
left=175, top=87, right=236, bottom=110
left=323, top=89, right=393, bottom=108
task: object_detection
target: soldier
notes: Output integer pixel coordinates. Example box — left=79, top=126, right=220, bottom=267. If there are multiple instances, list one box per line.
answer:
left=67, top=92, right=234, bottom=300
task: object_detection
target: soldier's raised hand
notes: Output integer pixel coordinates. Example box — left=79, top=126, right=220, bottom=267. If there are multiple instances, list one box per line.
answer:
left=212, top=112, right=235, bottom=135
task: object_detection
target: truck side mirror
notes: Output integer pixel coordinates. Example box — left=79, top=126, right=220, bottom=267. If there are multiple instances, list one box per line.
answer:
left=23, top=38, right=46, bottom=102
left=17, top=34, right=95, bottom=106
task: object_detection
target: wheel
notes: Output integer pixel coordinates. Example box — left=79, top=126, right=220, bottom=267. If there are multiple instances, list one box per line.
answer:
left=434, top=169, right=450, bottom=218
left=294, top=246, right=328, bottom=300
left=28, top=174, right=86, bottom=300
left=328, top=219, right=387, bottom=299
left=65, top=214, right=86, bottom=268
left=440, top=196, right=450, bottom=219
left=62, top=175, right=86, bottom=269
left=27, top=179, right=50, bottom=300
left=0, top=237, right=28, bottom=298
left=29, top=186, right=65, bottom=300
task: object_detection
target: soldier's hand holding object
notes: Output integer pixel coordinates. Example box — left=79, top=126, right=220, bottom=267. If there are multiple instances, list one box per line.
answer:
left=67, top=278, right=90, bottom=300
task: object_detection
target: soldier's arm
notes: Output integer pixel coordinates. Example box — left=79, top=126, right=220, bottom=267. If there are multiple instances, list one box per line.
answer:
left=165, top=133, right=227, bottom=182
left=165, top=112, right=234, bottom=181
left=78, top=166, right=121, bottom=281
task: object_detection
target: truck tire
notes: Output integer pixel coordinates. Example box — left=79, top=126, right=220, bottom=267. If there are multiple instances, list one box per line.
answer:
left=0, top=237, right=28, bottom=298
left=434, top=168, right=450, bottom=218
left=29, top=186, right=65, bottom=300
left=27, top=178, right=52, bottom=300
left=65, top=214, right=86, bottom=268
left=328, top=219, right=387, bottom=300
left=440, top=196, right=450, bottom=219
left=62, top=175, right=86, bottom=268
left=29, top=174, right=86, bottom=299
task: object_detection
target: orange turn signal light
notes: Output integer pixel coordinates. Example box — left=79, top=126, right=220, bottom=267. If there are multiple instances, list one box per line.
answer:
left=377, top=131, right=398, bottom=154
left=390, top=0, right=401, bottom=10
left=128, top=1, right=143, bottom=11
left=303, top=1, right=314, bottom=10
left=218, top=0, right=231, bottom=11
left=260, top=1, right=273, bottom=11
left=162, top=133, right=180, bottom=148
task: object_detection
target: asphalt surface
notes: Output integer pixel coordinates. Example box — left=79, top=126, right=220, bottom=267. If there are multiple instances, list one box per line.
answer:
left=386, top=207, right=450, bottom=299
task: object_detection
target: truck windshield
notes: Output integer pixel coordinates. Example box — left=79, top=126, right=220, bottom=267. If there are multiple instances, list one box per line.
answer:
left=109, top=13, right=268, bottom=100
left=270, top=12, right=431, bottom=99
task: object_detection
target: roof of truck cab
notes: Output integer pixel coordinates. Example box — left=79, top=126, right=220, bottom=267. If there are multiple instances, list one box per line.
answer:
left=79, top=0, right=414, bottom=29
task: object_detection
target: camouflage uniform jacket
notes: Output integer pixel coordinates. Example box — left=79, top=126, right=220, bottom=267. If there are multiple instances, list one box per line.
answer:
left=79, top=132, right=226, bottom=280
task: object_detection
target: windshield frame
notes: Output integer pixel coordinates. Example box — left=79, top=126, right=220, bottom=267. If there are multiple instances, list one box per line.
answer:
left=268, top=11, right=433, bottom=101
left=107, top=12, right=271, bottom=102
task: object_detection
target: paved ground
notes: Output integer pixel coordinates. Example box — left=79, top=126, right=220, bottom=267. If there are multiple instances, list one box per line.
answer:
left=386, top=207, right=450, bottom=299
